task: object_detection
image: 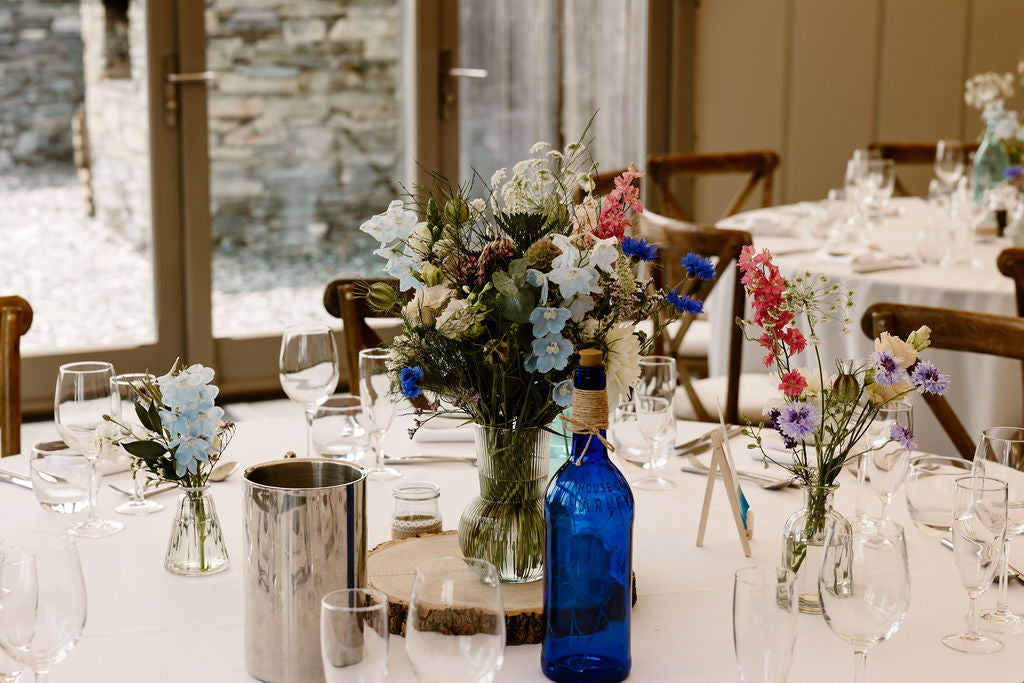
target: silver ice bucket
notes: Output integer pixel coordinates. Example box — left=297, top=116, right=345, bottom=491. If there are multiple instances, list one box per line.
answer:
left=243, top=458, right=367, bottom=682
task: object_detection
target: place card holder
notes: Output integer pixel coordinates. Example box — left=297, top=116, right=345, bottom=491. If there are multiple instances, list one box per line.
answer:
left=695, top=429, right=753, bottom=557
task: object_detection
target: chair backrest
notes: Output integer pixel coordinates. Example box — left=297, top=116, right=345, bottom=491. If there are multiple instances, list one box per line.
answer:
left=1, top=296, right=33, bottom=457
left=867, top=141, right=980, bottom=197
left=638, top=211, right=753, bottom=423
left=861, top=302, right=1024, bottom=460
left=996, top=247, right=1024, bottom=423
left=646, top=150, right=781, bottom=223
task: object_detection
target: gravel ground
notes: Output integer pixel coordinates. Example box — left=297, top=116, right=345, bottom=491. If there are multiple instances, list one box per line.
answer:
left=0, top=164, right=380, bottom=353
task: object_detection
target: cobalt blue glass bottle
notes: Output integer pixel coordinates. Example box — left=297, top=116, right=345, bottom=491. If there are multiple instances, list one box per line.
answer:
left=542, top=348, right=634, bottom=682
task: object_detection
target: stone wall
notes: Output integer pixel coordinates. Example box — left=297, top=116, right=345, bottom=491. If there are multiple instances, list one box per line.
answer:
left=0, top=0, right=85, bottom=167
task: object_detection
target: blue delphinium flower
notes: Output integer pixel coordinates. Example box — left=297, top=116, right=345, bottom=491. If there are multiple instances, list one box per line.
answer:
left=666, top=290, right=704, bottom=315
left=890, top=423, right=915, bottom=452
left=170, top=434, right=211, bottom=476
left=529, top=306, right=572, bottom=338
left=777, top=402, right=820, bottom=441
left=870, top=350, right=907, bottom=386
left=910, top=361, right=949, bottom=395
left=529, top=333, right=573, bottom=373
left=681, top=252, right=715, bottom=281
left=552, top=380, right=573, bottom=407
left=620, top=236, right=658, bottom=262
left=400, top=366, right=424, bottom=399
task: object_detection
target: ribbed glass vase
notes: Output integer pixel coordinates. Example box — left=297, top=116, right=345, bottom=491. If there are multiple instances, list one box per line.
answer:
left=459, top=425, right=550, bottom=583
left=164, top=485, right=230, bottom=576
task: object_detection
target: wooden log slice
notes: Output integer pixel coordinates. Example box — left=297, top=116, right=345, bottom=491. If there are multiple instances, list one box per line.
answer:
left=367, top=531, right=636, bottom=646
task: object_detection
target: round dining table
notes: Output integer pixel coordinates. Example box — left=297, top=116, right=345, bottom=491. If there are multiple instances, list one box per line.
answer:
left=4, top=411, right=1024, bottom=681
left=711, top=197, right=1022, bottom=455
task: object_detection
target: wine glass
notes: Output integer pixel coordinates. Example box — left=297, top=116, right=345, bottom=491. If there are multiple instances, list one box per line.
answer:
left=321, top=588, right=389, bottom=683
left=405, top=556, right=505, bottom=683
left=865, top=401, right=913, bottom=521
left=0, top=532, right=87, bottom=682
left=613, top=398, right=674, bottom=490
left=733, top=567, right=797, bottom=683
left=904, top=455, right=972, bottom=536
left=942, top=476, right=1008, bottom=654
left=358, top=348, right=401, bottom=480
left=972, top=427, right=1024, bottom=634
left=819, top=517, right=910, bottom=683
left=629, top=356, right=677, bottom=467
left=54, top=361, right=123, bottom=538
left=934, top=139, right=965, bottom=189
left=279, top=325, right=340, bottom=457
left=112, top=373, right=162, bottom=515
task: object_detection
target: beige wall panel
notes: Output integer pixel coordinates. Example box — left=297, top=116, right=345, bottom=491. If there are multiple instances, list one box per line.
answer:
left=785, top=0, right=882, bottom=203
left=691, top=0, right=787, bottom=223
left=962, top=0, right=1024, bottom=142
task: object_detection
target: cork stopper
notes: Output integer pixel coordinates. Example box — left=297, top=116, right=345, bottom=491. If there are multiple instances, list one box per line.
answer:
left=578, top=348, right=603, bottom=367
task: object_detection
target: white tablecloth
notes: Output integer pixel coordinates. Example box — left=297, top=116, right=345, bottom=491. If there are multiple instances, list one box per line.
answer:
left=4, top=415, right=1024, bottom=682
left=711, top=198, right=1022, bottom=455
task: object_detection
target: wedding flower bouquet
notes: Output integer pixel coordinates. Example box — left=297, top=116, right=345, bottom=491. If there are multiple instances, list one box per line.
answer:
left=357, top=129, right=712, bottom=581
left=965, top=67, right=1024, bottom=164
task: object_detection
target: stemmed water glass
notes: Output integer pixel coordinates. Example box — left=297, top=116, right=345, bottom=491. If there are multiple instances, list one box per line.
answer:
left=0, top=532, right=87, bottom=682
left=54, top=361, right=123, bottom=538
left=321, top=588, right=389, bottom=683
left=733, top=567, right=797, bottom=683
left=943, top=476, right=1008, bottom=654
left=612, top=397, right=674, bottom=490
left=934, top=140, right=965, bottom=189
left=972, top=427, right=1024, bottom=634
left=111, top=373, right=162, bottom=515
left=865, top=401, right=913, bottom=521
left=631, top=356, right=677, bottom=467
left=405, top=557, right=505, bottom=683
left=358, top=348, right=401, bottom=480
left=819, top=517, right=910, bottom=683
left=279, top=324, right=340, bottom=457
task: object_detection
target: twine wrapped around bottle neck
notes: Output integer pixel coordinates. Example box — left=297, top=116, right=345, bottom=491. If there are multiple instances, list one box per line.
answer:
left=559, top=387, right=614, bottom=460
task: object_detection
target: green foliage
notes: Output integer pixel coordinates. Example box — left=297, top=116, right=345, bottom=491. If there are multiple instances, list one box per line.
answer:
left=495, top=212, right=558, bottom=253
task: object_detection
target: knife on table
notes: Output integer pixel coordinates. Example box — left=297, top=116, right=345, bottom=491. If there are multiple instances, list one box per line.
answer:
left=0, top=468, right=32, bottom=490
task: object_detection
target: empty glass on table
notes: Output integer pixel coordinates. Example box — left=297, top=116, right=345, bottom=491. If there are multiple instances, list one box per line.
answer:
left=29, top=442, right=94, bottom=515
left=934, top=139, right=965, bottom=189
left=629, top=355, right=677, bottom=467
left=358, top=348, right=401, bottom=480
left=111, top=373, right=162, bottom=515
left=612, top=397, right=674, bottom=490
left=865, top=401, right=913, bottom=521
left=53, top=361, right=123, bottom=538
left=279, top=324, right=340, bottom=457
left=321, top=588, right=389, bottom=683
left=904, top=455, right=972, bottom=535
left=733, top=567, right=797, bottom=683
left=311, top=395, right=368, bottom=461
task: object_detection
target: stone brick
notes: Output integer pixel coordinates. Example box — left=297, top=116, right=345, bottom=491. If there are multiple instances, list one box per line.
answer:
left=283, top=19, right=326, bottom=44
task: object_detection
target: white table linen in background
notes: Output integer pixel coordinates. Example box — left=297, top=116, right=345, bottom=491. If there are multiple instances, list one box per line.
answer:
left=4, top=415, right=1024, bottom=681
left=711, top=198, right=1022, bottom=455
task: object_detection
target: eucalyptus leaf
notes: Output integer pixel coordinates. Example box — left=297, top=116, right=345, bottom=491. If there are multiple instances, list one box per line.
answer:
left=492, top=270, right=519, bottom=298
left=501, top=289, right=535, bottom=323
left=509, top=258, right=528, bottom=286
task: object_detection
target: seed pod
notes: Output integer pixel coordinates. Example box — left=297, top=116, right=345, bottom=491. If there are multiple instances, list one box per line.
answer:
left=832, top=373, right=860, bottom=403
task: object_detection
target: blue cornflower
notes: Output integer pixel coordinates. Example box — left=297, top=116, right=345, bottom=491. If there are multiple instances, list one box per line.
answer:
left=910, top=361, right=949, bottom=395
left=666, top=290, right=704, bottom=315
left=552, top=380, right=573, bottom=408
left=529, top=333, right=573, bottom=373
left=399, top=366, right=424, bottom=399
left=890, top=423, right=915, bottom=452
left=681, top=252, right=715, bottom=281
left=870, top=350, right=908, bottom=386
left=620, top=236, right=658, bottom=262
left=768, top=407, right=797, bottom=449
left=1006, top=165, right=1022, bottom=180
left=529, top=306, right=572, bottom=338
left=777, top=402, right=820, bottom=441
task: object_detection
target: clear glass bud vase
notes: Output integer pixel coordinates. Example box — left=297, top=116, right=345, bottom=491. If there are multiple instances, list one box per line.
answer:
left=781, top=484, right=851, bottom=614
left=165, top=485, right=230, bottom=576
left=459, top=425, right=550, bottom=583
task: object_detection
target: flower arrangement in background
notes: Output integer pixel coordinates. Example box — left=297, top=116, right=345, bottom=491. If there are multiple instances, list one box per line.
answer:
left=736, top=247, right=950, bottom=488
left=965, top=63, right=1024, bottom=164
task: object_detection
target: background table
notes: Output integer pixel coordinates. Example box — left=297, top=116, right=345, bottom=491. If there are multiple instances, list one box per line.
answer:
left=711, top=197, right=1022, bottom=455
left=5, top=413, right=1024, bottom=681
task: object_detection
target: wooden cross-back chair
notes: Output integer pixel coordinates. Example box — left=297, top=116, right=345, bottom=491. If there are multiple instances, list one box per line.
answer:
left=646, top=150, right=781, bottom=223
left=996, top=247, right=1024, bottom=421
left=867, top=141, right=979, bottom=197
left=1, top=296, right=33, bottom=457
left=638, top=212, right=763, bottom=424
left=861, top=302, right=1024, bottom=460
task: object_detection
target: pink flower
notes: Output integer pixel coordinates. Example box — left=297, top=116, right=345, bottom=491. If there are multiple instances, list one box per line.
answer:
left=779, top=370, right=808, bottom=397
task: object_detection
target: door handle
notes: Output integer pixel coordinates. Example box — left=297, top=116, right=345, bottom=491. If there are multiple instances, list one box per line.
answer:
left=167, top=71, right=216, bottom=84
left=439, top=49, right=487, bottom=121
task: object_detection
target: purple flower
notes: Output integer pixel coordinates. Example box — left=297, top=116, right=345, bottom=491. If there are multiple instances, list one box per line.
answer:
left=666, top=290, right=704, bottom=315
left=681, top=252, right=715, bottom=281
left=870, top=350, right=908, bottom=386
left=768, top=407, right=798, bottom=449
left=910, top=361, right=949, bottom=395
left=1006, top=165, right=1022, bottom=180
left=890, top=423, right=915, bottom=452
left=777, top=402, right=820, bottom=441
left=620, top=236, right=658, bottom=261
left=399, top=366, right=424, bottom=399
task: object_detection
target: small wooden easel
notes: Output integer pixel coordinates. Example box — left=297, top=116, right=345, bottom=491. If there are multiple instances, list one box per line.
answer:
left=695, top=427, right=753, bottom=557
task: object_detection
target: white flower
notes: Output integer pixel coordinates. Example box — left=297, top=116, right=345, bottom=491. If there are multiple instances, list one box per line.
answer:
left=588, top=236, right=618, bottom=273
left=407, top=222, right=433, bottom=257
left=550, top=234, right=581, bottom=268
left=436, top=298, right=476, bottom=339
left=580, top=318, right=600, bottom=343
left=564, top=294, right=596, bottom=323
left=796, top=367, right=832, bottom=398
left=604, top=323, right=642, bottom=410
left=549, top=263, right=600, bottom=300
left=359, top=200, right=419, bottom=244
left=93, top=420, right=122, bottom=463
left=874, top=332, right=918, bottom=368
left=964, top=72, right=1015, bottom=110
left=996, top=110, right=1019, bottom=140
left=404, top=284, right=453, bottom=327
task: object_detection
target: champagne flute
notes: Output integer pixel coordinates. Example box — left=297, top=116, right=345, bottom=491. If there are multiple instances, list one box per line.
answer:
left=630, top=355, right=677, bottom=467
left=279, top=325, right=340, bottom=457
left=942, top=476, right=1007, bottom=654
left=972, top=427, right=1024, bottom=634
left=0, top=532, right=87, bottom=682
left=358, top=348, right=400, bottom=480
left=819, top=517, right=910, bottom=683
left=112, top=373, right=162, bottom=515
left=934, top=139, right=965, bottom=188
left=733, top=567, right=797, bottom=683
left=865, top=401, right=913, bottom=521
left=321, top=588, right=389, bottom=683
left=405, top=556, right=505, bottom=683
left=54, top=361, right=123, bottom=538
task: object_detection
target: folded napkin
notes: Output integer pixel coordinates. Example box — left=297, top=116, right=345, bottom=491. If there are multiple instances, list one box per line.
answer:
left=850, top=253, right=913, bottom=274
left=411, top=416, right=475, bottom=443
left=719, top=211, right=797, bottom=237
